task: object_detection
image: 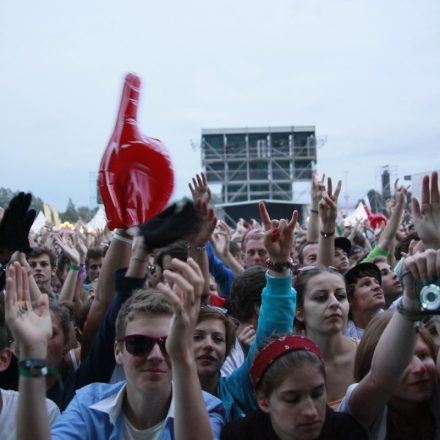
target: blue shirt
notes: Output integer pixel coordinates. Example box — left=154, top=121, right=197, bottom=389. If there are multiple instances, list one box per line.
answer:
left=50, top=381, right=225, bottom=440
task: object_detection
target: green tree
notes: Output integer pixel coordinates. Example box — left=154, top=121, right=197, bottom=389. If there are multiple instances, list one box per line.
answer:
left=61, top=198, right=78, bottom=223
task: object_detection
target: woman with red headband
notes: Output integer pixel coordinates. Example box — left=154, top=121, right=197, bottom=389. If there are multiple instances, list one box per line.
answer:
left=221, top=334, right=367, bottom=439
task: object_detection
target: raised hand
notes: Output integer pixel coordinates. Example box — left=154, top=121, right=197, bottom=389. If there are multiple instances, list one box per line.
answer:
left=401, top=249, right=440, bottom=306
left=52, top=232, right=80, bottom=265
left=5, top=262, right=52, bottom=358
left=318, top=177, right=342, bottom=227
left=74, top=230, right=88, bottom=265
left=189, top=172, right=211, bottom=205
left=411, top=171, right=440, bottom=250
left=188, top=200, right=217, bottom=247
left=157, top=258, right=205, bottom=361
left=210, top=220, right=231, bottom=258
left=259, top=201, right=298, bottom=264
left=310, top=173, right=326, bottom=208
left=237, top=324, right=256, bottom=356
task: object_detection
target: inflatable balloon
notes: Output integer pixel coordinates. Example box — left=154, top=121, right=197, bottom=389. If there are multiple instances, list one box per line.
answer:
left=364, top=205, right=388, bottom=230
left=99, top=73, right=174, bottom=230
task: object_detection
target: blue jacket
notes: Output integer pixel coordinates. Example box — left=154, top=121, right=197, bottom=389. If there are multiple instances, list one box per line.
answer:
left=217, top=272, right=296, bottom=421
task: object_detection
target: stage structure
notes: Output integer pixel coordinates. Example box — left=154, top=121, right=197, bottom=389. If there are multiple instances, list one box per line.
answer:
left=201, top=126, right=317, bottom=225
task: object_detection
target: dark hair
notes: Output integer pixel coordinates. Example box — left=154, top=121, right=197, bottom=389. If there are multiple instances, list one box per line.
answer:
left=256, top=334, right=326, bottom=398
left=49, top=302, right=72, bottom=344
left=86, top=247, right=105, bottom=267
left=115, top=289, right=172, bottom=338
left=230, top=266, right=266, bottom=322
left=56, top=253, right=70, bottom=273
left=395, top=232, right=420, bottom=261
left=155, top=240, right=188, bottom=271
left=298, top=241, right=318, bottom=264
left=346, top=266, right=381, bottom=298
left=229, top=240, right=240, bottom=258
left=197, top=306, right=236, bottom=358
left=28, top=246, right=56, bottom=267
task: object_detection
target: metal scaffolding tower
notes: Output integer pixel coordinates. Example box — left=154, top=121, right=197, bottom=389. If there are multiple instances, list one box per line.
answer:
left=201, top=126, right=317, bottom=204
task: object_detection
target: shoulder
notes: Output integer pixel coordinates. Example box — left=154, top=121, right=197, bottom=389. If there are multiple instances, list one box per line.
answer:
left=202, top=390, right=226, bottom=412
left=321, top=406, right=368, bottom=440
left=74, top=381, right=125, bottom=405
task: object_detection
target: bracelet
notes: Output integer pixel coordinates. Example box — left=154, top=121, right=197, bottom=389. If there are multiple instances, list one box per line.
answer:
left=320, top=230, right=335, bottom=239
left=70, top=264, right=80, bottom=271
left=397, top=302, right=424, bottom=325
left=113, top=232, right=133, bottom=245
left=310, top=209, right=319, bottom=214
left=131, top=256, right=148, bottom=263
left=186, top=243, right=207, bottom=252
left=18, top=358, right=62, bottom=381
left=266, top=258, right=295, bottom=273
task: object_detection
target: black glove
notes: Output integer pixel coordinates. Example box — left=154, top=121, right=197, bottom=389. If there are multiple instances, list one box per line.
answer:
left=0, top=192, right=36, bottom=253
left=138, top=199, right=202, bottom=251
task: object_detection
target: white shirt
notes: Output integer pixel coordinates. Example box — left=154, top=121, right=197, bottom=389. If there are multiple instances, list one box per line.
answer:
left=0, top=388, right=60, bottom=440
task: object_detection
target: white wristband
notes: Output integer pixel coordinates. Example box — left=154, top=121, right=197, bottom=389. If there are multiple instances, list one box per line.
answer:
left=113, top=232, right=133, bottom=245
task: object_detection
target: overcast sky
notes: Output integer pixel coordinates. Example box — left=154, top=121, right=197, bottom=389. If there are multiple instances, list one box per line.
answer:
left=1, top=0, right=439, bottom=211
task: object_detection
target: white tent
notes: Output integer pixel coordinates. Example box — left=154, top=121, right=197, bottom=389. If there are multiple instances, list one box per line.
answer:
left=342, top=202, right=368, bottom=226
left=31, top=211, right=47, bottom=232
left=87, top=206, right=107, bottom=231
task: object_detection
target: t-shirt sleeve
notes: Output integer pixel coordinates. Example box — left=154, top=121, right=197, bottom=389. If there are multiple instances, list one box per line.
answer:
left=361, top=245, right=388, bottom=263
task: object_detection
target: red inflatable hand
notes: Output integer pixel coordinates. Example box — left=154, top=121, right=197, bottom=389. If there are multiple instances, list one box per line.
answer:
left=99, top=73, right=174, bottom=230
left=364, top=205, right=387, bottom=229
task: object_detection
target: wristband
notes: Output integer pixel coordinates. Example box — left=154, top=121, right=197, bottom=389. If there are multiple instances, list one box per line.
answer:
left=310, top=209, right=319, bottom=214
left=397, top=302, right=424, bottom=326
left=18, top=358, right=62, bottom=381
left=70, top=264, right=80, bottom=271
left=266, top=259, right=295, bottom=273
left=320, top=230, right=335, bottom=239
left=113, top=232, right=133, bottom=245
left=131, top=256, right=148, bottom=263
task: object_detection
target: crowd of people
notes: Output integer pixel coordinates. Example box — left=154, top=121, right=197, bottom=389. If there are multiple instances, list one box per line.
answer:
left=0, top=170, right=439, bottom=440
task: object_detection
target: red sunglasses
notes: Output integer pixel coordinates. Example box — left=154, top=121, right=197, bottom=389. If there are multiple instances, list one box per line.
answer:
left=116, top=334, right=168, bottom=357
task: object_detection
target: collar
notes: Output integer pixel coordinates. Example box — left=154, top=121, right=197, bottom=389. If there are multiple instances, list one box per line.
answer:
left=89, top=382, right=176, bottom=426
left=89, top=383, right=127, bottom=425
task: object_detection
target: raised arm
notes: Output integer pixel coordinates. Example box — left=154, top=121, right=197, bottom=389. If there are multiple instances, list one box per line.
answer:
left=5, top=262, right=52, bottom=440
left=210, top=220, right=244, bottom=276
left=412, top=171, right=440, bottom=250
left=225, top=202, right=298, bottom=412
left=317, top=177, right=342, bottom=267
left=346, top=249, right=439, bottom=428
left=159, top=258, right=222, bottom=440
left=81, top=228, right=132, bottom=359
left=307, top=173, right=325, bottom=242
left=188, top=173, right=217, bottom=296
left=377, top=181, right=407, bottom=254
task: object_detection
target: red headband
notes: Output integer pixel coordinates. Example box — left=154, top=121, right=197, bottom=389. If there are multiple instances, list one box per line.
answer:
left=249, top=335, right=323, bottom=389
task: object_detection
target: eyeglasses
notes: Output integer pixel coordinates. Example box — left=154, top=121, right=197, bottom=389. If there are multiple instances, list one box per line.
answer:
left=116, top=334, right=168, bottom=357
left=295, top=264, right=338, bottom=275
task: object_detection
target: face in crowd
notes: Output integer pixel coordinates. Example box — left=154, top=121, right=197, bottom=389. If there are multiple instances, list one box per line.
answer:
left=87, top=257, right=103, bottom=282
left=296, top=268, right=349, bottom=336
left=374, top=260, right=402, bottom=303
left=349, top=274, right=385, bottom=315
left=243, top=236, right=268, bottom=268
left=28, top=253, right=54, bottom=291
left=334, top=247, right=349, bottom=273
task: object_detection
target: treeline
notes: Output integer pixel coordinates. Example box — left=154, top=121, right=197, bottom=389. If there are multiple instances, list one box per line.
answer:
left=0, top=188, right=98, bottom=223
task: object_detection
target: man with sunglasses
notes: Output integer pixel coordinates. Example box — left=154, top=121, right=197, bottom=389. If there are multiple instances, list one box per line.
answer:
left=5, top=258, right=225, bottom=440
